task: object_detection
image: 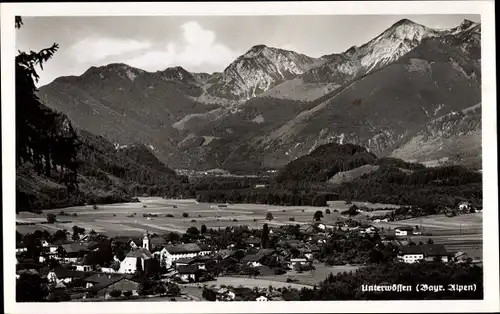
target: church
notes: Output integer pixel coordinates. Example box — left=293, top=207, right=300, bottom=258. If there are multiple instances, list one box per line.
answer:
left=118, top=231, right=153, bottom=274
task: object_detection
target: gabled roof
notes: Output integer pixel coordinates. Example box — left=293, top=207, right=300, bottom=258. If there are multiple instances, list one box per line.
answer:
left=113, top=237, right=142, bottom=245
left=197, top=243, right=211, bottom=251
left=126, top=248, right=152, bottom=259
left=150, top=237, right=167, bottom=247
left=175, top=257, right=197, bottom=265
left=177, top=265, right=199, bottom=274
left=395, top=226, right=414, bottom=231
left=164, top=243, right=201, bottom=254
left=60, top=242, right=90, bottom=254
left=307, top=244, right=320, bottom=252
left=256, top=249, right=275, bottom=257
left=85, top=274, right=133, bottom=292
left=244, top=238, right=261, bottom=245
left=51, top=266, right=88, bottom=279
left=84, top=273, right=127, bottom=284
left=399, top=244, right=451, bottom=256
left=241, top=254, right=261, bottom=262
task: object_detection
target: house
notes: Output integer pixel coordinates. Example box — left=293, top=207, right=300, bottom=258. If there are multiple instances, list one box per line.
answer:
left=254, top=265, right=275, bottom=276
left=75, top=264, right=93, bottom=272
left=85, top=274, right=141, bottom=298
left=197, top=243, right=212, bottom=256
left=458, top=202, right=472, bottom=212
left=454, top=251, right=471, bottom=263
left=241, top=254, right=263, bottom=267
left=256, top=295, right=269, bottom=301
left=244, top=238, right=261, bottom=248
left=398, top=246, right=424, bottom=264
left=16, top=242, right=28, bottom=254
left=158, top=243, right=201, bottom=269
left=57, top=242, right=90, bottom=263
left=177, top=265, right=200, bottom=282
left=398, top=244, right=452, bottom=263
left=254, top=184, right=268, bottom=189
left=232, top=287, right=258, bottom=301
left=118, top=248, right=152, bottom=274
left=216, top=288, right=236, bottom=301
left=303, top=222, right=327, bottom=234
left=394, top=226, right=415, bottom=236
left=289, top=257, right=309, bottom=268
left=45, top=266, right=88, bottom=284
left=16, top=268, right=39, bottom=279
left=149, top=236, right=168, bottom=253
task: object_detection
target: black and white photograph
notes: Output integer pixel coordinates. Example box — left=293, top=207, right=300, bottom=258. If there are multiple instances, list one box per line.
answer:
left=2, top=1, right=498, bottom=313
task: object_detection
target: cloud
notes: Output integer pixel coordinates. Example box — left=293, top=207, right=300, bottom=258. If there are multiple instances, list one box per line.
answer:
left=70, top=37, right=152, bottom=64
left=124, top=21, right=238, bottom=72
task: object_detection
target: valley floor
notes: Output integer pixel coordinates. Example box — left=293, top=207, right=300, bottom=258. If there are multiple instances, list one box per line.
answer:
left=16, top=197, right=483, bottom=259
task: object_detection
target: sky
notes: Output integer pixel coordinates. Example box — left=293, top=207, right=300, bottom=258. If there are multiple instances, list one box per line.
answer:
left=15, top=14, right=480, bottom=87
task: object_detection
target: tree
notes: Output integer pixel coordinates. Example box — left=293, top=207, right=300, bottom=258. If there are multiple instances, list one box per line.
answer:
left=201, top=224, right=207, bottom=234
left=136, top=257, right=143, bottom=273
left=48, top=289, right=71, bottom=302
left=262, top=223, right=269, bottom=248
left=167, top=282, right=181, bottom=296
left=314, top=210, right=324, bottom=221
left=186, top=226, right=200, bottom=237
left=47, top=213, right=57, bottom=224
left=266, top=212, right=273, bottom=221
left=16, top=272, right=49, bottom=302
left=15, top=16, right=79, bottom=192
left=182, top=212, right=189, bottom=218
left=157, top=285, right=167, bottom=295
left=202, top=287, right=217, bottom=301
left=427, top=238, right=434, bottom=244
left=109, top=290, right=122, bottom=298
left=123, top=291, right=133, bottom=298
left=325, top=208, right=331, bottom=214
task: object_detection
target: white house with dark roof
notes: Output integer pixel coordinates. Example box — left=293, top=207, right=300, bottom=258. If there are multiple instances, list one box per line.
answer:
left=394, top=226, right=415, bottom=237
left=158, top=243, right=201, bottom=269
left=398, top=244, right=452, bottom=264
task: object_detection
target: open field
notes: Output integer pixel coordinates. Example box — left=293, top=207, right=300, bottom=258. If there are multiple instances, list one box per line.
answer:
left=16, top=198, right=482, bottom=258
left=259, top=264, right=360, bottom=286
left=16, top=198, right=404, bottom=236
left=182, top=276, right=313, bottom=290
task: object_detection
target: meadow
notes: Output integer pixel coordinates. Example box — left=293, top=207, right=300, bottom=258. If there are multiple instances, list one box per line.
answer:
left=16, top=197, right=482, bottom=258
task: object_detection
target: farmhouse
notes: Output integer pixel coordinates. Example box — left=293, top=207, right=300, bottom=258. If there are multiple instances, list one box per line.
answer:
left=256, top=295, right=269, bottom=301
left=394, top=226, right=415, bottom=236
left=16, top=242, right=28, bottom=254
left=398, top=244, right=452, bottom=263
left=176, top=265, right=202, bottom=282
left=44, top=266, right=88, bottom=284
left=244, top=238, right=261, bottom=248
left=57, top=243, right=90, bottom=263
left=174, top=255, right=209, bottom=270
left=85, top=274, right=141, bottom=298
left=159, top=243, right=201, bottom=269
left=197, top=243, right=212, bottom=256
left=241, top=254, right=263, bottom=267
left=458, top=201, right=472, bottom=212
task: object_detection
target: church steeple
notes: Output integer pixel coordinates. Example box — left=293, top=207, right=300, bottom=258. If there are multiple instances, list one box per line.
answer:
left=142, top=230, right=151, bottom=251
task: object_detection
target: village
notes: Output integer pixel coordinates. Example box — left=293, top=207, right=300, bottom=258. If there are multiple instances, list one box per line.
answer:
left=16, top=200, right=482, bottom=302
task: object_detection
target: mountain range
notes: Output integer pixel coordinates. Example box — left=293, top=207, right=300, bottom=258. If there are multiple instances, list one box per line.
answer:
left=38, top=18, right=482, bottom=171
